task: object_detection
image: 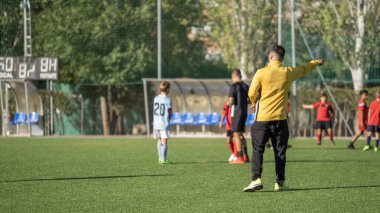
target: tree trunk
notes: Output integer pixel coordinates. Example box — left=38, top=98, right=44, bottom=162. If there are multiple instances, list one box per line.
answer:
left=351, top=67, right=364, bottom=92
left=345, top=106, right=351, bottom=137
left=337, top=110, right=342, bottom=137
left=91, top=98, right=96, bottom=134
left=116, top=115, right=122, bottom=135
left=239, top=51, right=248, bottom=80
left=351, top=2, right=365, bottom=92
left=100, top=95, right=110, bottom=135
left=107, top=86, right=114, bottom=134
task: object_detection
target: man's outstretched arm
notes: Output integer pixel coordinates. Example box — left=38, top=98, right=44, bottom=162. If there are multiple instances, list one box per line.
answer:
left=289, top=59, right=324, bottom=81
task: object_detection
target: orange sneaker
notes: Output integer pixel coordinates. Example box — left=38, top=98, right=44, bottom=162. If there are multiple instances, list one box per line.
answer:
left=229, top=158, right=245, bottom=164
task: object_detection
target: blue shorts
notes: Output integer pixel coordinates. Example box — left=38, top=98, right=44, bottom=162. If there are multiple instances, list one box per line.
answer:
left=367, top=125, right=380, bottom=133
left=316, top=121, right=332, bottom=130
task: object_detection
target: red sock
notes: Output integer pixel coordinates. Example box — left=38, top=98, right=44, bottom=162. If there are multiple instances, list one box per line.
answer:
left=227, top=141, right=234, bottom=154
left=317, top=133, right=322, bottom=144
left=329, top=132, right=333, bottom=141
left=233, top=141, right=237, bottom=157
left=243, top=152, right=250, bottom=162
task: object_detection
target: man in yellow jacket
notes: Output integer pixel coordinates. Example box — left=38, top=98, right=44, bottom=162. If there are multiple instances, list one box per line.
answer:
left=243, top=45, right=324, bottom=192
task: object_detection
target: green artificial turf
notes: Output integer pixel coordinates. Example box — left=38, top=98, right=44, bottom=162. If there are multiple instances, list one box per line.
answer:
left=0, top=137, right=379, bottom=212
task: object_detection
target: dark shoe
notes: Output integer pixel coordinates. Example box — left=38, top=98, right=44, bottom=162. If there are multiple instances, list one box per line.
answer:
left=347, top=143, right=355, bottom=150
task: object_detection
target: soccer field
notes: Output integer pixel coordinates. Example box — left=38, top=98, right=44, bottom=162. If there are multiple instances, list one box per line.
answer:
left=0, top=137, right=379, bottom=212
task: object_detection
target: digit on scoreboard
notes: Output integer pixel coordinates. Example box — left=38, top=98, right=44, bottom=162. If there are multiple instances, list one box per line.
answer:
left=40, top=58, right=49, bottom=73
left=49, top=58, right=58, bottom=72
left=0, top=57, right=14, bottom=72
left=5, top=57, right=13, bottom=72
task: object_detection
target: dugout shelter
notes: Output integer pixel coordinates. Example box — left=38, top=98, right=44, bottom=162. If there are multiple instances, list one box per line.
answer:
left=143, top=78, right=254, bottom=137
left=0, top=81, right=44, bottom=136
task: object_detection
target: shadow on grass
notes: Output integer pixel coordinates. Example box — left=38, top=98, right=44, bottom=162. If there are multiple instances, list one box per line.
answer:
left=290, top=184, right=380, bottom=191
left=290, top=147, right=351, bottom=150
left=265, top=159, right=374, bottom=163
left=0, top=174, right=174, bottom=183
left=173, top=161, right=227, bottom=165
left=174, top=159, right=373, bottom=164
left=259, top=184, right=380, bottom=193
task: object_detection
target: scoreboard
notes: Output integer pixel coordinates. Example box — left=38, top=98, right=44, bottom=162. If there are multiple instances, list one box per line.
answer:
left=0, top=57, right=59, bottom=80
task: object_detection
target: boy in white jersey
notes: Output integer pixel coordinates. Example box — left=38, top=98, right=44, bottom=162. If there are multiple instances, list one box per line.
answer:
left=153, top=81, right=173, bottom=164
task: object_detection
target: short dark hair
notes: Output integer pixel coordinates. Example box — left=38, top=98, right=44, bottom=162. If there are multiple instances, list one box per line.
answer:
left=359, top=90, right=368, bottom=96
left=271, top=45, right=285, bottom=61
left=320, top=92, right=327, bottom=98
left=231, top=68, right=242, bottom=79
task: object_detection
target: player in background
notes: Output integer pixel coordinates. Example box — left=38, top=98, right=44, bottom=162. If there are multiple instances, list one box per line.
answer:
left=153, top=81, right=173, bottom=164
left=363, top=90, right=380, bottom=152
left=302, top=93, right=336, bottom=145
left=228, top=69, right=250, bottom=164
left=219, top=101, right=237, bottom=162
left=347, top=90, right=369, bottom=149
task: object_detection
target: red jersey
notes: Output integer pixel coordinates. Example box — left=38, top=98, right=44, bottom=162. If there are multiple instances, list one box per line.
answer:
left=313, top=101, right=333, bottom=121
left=357, top=99, right=368, bottom=125
left=222, top=103, right=232, bottom=131
left=368, top=100, right=380, bottom=126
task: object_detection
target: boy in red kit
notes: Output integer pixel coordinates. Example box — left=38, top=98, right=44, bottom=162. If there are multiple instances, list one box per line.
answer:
left=303, top=93, right=335, bottom=145
left=347, top=90, right=369, bottom=149
left=363, top=90, right=380, bottom=152
left=219, top=101, right=237, bottom=162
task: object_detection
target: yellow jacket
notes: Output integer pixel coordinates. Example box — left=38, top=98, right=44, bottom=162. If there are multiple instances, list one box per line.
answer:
left=248, top=60, right=322, bottom=121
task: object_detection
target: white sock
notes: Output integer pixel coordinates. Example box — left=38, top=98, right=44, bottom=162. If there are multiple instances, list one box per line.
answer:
left=161, top=143, right=167, bottom=161
left=157, top=140, right=163, bottom=161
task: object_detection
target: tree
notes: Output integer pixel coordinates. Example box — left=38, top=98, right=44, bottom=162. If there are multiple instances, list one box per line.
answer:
left=0, top=0, right=24, bottom=56
left=301, top=0, right=380, bottom=91
left=33, top=0, right=158, bottom=135
left=161, top=1, right=229, bottom=78
left=203, top=0, right=278, bottom=79
left=33, top=0, right=226, bottom=135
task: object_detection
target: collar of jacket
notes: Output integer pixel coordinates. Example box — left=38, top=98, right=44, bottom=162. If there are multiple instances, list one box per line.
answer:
left=267, top=61, right=282, bottom=67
